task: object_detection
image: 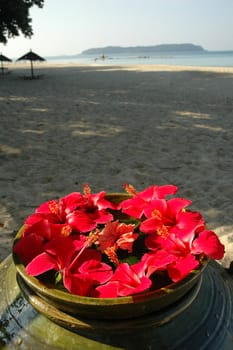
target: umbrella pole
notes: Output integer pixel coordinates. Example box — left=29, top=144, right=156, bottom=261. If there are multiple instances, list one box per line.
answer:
left=1, top=60, right=3, bottom=74
left=30, top=59, right=34, bottom=78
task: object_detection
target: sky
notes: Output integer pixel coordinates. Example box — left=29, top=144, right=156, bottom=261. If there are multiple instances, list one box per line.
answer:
left=1, top=0, right=233, bottom=58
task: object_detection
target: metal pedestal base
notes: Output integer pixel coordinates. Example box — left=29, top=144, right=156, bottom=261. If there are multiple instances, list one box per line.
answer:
left=1, top=255, right=233, bottom=350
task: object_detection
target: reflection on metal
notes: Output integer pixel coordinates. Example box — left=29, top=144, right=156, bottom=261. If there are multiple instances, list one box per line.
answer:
left=1, top=255, right=233, bottom=349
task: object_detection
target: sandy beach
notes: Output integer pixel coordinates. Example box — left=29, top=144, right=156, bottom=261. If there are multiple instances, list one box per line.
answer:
left=0, top=62, right=233, bottom=267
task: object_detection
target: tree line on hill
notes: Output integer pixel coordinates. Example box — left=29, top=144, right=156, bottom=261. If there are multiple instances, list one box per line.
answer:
left=82, top=44, right=206, bottom=55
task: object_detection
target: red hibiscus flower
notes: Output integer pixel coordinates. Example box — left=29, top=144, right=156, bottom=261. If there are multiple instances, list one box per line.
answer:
left=25, top=236, right=82, bottom=276
left=26, top=236, right=113, bottom=296
left=22, top=185, right=117, bottom=243
left=140, top=197, right=205, bottom=240
left=98, top=221, right=138, bottom=253
left=22, top=196, right=80, bottom=241
left=66, top=184, right=117, bottom=233
left=140, top=250, right=177, bottom=278
left=94, top=262, right=152, bottom=298
left=191, top=230, right=225, bottom=260
left=120, top=183, right=178, bottom=219
left=145, top=227, right=225, bottom=282
left=64, top=249, right=113, bottom=296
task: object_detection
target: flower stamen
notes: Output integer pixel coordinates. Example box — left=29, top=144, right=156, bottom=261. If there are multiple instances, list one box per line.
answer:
left=48, top=200, right=59, bottom=215
left=105, top=246, right=120, bottom=266
left=83, top=183, right=91, bottom=198
left=123, top=183, right=137, bottom=196
left=151, top=209, right=162, bottom=220
left=157, top=225, right=169, bottom=239
left=61, top=225, right=72, bottom=237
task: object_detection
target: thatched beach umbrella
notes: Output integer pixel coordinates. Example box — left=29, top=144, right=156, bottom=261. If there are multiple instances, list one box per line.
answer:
left=17, top=50, right=45, bottom=78
left=0, top=53, right=12, bottom=74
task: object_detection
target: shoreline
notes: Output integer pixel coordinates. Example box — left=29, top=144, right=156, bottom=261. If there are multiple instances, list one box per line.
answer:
left=6, top=61, right=233, bottom=72
left=1, top=63, right=233, bottom=267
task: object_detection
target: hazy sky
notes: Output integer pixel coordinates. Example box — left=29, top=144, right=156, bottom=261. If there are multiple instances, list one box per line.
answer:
left=1, top=0, right=233, bottom=58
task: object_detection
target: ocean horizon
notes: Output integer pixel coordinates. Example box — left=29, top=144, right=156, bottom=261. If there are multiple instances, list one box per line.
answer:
left=46, top=50, right=233, bottom=68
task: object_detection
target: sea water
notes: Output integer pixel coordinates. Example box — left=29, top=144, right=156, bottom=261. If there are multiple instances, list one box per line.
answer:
left=47, top=51, right=233, bottom=67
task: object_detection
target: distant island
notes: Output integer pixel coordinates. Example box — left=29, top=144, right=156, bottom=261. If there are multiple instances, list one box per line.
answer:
left=81, top=44, right=206, bottom=55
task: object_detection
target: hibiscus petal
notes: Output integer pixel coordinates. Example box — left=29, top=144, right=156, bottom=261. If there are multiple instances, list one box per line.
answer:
left=59, top=192, right=85, bottom=216
left=24, top=213, right=44, bottom=227
left=44, top=236, right=76, bottom=267
left=94, top=281, right=119, bottom=298
left=80, top=260, right=113, bottom=284
left=145, top=234, right=175, bottom=251
left=140, top=218, right=161, bottom=234
left=117, top=232, right=139, bottom=252
left=111, top=263, right=152, bottom=295
left=138, top=184, right=177, bottom=201
left=35, top=200, right=59, bottom=215
left=142, top=251, right=177, bottom=277
left=119, top=197, right=146, bottom=219
left=151, top=184, right=178, bottom=199
left=26, top=252, right=58, bottom=276
left=191, top=230, right=225, bottom=259
left=13, top=233, right=44, bottom=265
left=111, top=263, right=137, bottom=284
left=71, top=234, right=88, bottom=251
left=167, top=255, right=200, bottom=283
left=92, top=191, right=117, bottom=210
left=98, top=221, right=119, bottom=252
left=143, top=198, right=167, bottom=218
left=117, top=276, right=152, bottom=296
left=173, top=211, right=205, bottom=240
left=67, top=211, right=97, bottom=232
left=23, top=218, right=52, bottom=240
left=95, top=210, right=113, bottom=224
left=167, top=198, right=192, bottom=215
left=63, top=269, right=94, bottom=296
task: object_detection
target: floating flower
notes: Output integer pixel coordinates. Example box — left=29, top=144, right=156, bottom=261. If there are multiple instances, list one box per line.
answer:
left=94, top=262, right=152, bottom=298
left=140, top=197, right=205, bottom=239
left=144, top=225, right=225, bottom=282
left=25, top=236, right=113, bottom=296
left=98, top=221, right=138, bottom=254
left=120, top=183, right=178, bottom=219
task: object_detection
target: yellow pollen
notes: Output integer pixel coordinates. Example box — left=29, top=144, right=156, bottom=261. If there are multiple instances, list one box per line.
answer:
left=152, top=209, right=162, bottom=220
left=104, top=246, right=119, bottom=266
left=157, top=225, right=169, bottom=239
left=83, top=183, right=91, bottom=197
left=48, top=201, right=59, bottom=214
left=123, top=183, right=137, bottom=196
left=88, top=231, right=99, bottom=245
left=61, top=225, right=72, bottom=237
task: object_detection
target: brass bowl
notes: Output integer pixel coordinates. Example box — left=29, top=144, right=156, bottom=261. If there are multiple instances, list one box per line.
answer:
left=12, top=193, right=207, bottom=321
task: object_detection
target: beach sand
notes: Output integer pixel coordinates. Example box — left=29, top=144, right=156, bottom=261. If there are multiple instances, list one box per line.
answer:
left=1, top=63, right=233, bottom=267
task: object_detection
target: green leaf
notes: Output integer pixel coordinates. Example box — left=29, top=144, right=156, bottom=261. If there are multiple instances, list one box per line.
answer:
left=120, top=255, right=140, bottom=265
left=55, top=272, right=62, bottom=285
